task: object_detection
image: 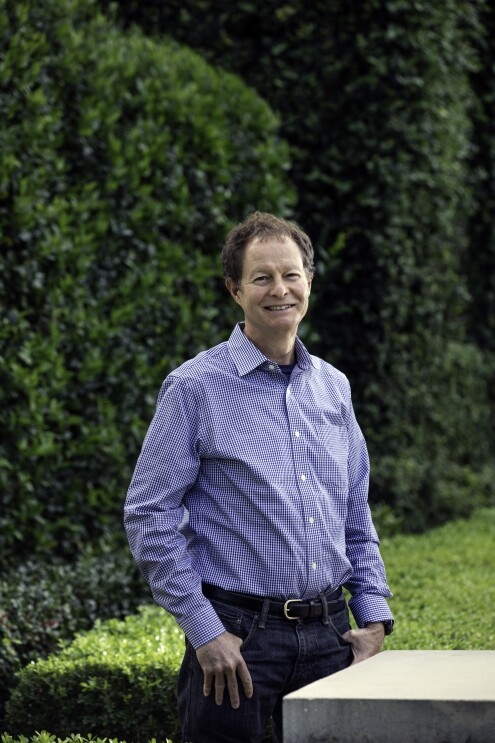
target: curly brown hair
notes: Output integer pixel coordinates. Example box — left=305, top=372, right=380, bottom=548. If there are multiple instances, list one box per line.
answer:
left=222, top=212, right=315, bottom=285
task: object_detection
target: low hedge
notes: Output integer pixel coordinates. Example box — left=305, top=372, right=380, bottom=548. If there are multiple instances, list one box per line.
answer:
left=1, top=735, right=169, bottom=743
left=0, top=539, right=152, bottom=722
left=4, top=606, right=182, bottom=741
left=382, top=507, right=495, bottom=651
left=5, top=509, right=495, bottom=741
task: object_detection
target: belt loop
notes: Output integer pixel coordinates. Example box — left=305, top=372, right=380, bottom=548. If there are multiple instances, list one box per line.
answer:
left=319, top=591, right=330, bottom=626
left=258, top=598, right=270, bottom=629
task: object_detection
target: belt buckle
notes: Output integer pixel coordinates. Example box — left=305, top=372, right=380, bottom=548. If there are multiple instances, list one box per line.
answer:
left=283, top=598, right=302, bottom=620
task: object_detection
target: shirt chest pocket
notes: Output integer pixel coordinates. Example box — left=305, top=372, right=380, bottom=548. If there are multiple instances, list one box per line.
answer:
left=305, top=410, right=349, bottom=491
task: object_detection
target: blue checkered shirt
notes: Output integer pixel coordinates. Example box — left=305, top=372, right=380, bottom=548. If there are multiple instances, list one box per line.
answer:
left=124, top=323, right=393, bottom=648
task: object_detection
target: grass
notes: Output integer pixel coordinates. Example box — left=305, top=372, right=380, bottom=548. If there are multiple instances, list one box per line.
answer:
left=375, top=507, right=495, bottom=650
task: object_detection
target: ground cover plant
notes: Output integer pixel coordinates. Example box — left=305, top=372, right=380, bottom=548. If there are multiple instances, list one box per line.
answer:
left=4, top=508, right=494, bottom=741
left=379, top=507, right=495, bottom=650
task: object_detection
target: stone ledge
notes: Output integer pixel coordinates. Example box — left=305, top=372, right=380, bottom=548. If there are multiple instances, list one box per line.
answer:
left=283, top=650, right=495, bottom=743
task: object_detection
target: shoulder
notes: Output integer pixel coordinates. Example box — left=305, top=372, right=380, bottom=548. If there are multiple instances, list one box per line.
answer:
left=158, top=341, right=234, bottom=400
left=171, top=341, right=231, bottom=380
left=310, top=354, right=351, bottom=393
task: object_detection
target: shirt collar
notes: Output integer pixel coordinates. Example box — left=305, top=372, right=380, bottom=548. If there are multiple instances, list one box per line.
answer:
left=227, top=322, right=318, bottom=376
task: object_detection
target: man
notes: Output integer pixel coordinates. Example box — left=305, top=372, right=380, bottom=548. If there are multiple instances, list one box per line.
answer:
left=124, top=211, right=393, bottom=743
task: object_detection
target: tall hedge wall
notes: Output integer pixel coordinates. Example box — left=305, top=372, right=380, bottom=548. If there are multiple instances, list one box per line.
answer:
left=464, top=2, right=495, bottom=484
left=464, top=0, right=495, bottom=448
left=466, top=3, right=495, bottom=355
left=0, top=0, right=295, bottom=564
left=106, top=0, right=495, bottom=531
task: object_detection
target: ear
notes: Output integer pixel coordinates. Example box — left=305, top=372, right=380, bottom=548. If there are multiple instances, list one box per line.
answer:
left=225, top=278, right=242, bottom=304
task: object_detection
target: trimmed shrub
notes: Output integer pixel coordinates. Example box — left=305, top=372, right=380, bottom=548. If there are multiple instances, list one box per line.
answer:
left=0, top=0, right=295, bottom=564
left=1, top=736, right=168, bottom=743
left=465, top=3, right=495, bottom=355
left=0, top=539, right=152, bottom=722
left=4, top=606, right=182, bottom=741
left=370, top=339, right=495, bottom=532
left=382, top=507, right=495, bottom=650
left=5, top=508, right=495, bottom=739
left=463, top=3, right=495, bottom=465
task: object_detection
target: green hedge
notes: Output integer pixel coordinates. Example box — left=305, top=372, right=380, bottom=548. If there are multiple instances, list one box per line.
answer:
left=1, top=737, right=166, bottom=743
left=465, top=3, right=495, bottom=354
left=107, top=0, right=495, bottom=532
left=5, top=606, right=182, bottom=741
left=0, top=0, right=295, bottom=565
left=6, top=508, right=495, bottom=740
left=382, top=507, right=495, bottom=650
left=0, top=540, right=152, bottom=721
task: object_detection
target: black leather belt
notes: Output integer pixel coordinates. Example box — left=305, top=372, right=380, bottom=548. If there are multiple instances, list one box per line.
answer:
left=203, top=583, right=343, bottom=620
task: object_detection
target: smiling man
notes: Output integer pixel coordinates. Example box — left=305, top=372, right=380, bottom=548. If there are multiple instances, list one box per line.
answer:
left=124, top=212, right=393, bottom=743
left=225, top=230, right=312, bottom=365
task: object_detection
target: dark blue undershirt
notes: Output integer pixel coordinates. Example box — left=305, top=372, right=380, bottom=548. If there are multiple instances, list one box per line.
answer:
left=279, top=363, right=295, bottom=380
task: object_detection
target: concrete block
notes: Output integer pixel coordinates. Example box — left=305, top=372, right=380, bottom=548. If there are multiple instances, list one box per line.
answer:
left=283, top=650, right=495, bottom=743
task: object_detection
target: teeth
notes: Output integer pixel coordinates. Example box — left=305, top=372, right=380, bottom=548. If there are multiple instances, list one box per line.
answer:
left=267, top=305, right=292, bottom=311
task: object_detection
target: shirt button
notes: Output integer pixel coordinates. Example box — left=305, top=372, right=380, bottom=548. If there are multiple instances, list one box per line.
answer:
left=311, top=562, right=317, bottom=570
left=309, top=517, right=314, bottom=524
left=300, top=474, right=306, bottom=482
left=295, top=430, right=300, bottom=438
left=268, top=364, right=276, bottom=371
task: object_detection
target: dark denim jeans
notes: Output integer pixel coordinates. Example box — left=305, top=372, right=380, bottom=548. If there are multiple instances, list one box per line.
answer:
left=177, top=595, right=353, bottom=743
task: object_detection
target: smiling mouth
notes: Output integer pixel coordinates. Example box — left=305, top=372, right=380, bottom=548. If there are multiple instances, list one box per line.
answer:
left=265, top=304, right=294, bottom=311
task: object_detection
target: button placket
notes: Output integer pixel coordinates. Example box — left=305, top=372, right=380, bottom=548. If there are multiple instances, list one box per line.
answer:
left=285, top=379, right=322, bottom=588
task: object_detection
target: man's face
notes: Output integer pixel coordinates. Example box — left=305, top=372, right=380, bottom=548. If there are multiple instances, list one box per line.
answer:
left=226, top=236, right=312, bottom=345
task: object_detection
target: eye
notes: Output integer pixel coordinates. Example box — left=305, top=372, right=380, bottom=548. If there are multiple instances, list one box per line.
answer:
left=285, top=272, right=301, bottom=280
left=253, top=275, right=270, bottom=284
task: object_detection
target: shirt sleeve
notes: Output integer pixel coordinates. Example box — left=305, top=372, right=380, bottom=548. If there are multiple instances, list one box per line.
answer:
left=341, top=379, right=394, bottom=627
left=123, top=375, right=226, bottom=649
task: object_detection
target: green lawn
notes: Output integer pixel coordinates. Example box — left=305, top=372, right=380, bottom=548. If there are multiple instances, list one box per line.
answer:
left=375, top=507, right=495, bottom=650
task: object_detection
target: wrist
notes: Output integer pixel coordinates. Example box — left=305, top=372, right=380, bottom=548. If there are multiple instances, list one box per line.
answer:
left=365, top=620, right=394, bottom=636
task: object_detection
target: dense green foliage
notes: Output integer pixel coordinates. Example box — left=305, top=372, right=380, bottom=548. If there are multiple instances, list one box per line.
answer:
left=1, top=735, right=164, bottom=743
left=466, top=3, right=495, bottom=354
left=376, top=507, right=495, bottom=649
left=105, top=0, right=495, bottom=531
left=0, top=0, right=295, bottom=564
left=3, top=3, right=493, bottom=737
left=5, top=606, right=183, bottom=740
left=0, top=540, right=152, bottom=720
left=5, top=508, right=495, bottom=740
left=463, top=2, right=495, bottom=453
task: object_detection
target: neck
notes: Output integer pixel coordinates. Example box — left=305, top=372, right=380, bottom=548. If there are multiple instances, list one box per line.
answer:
left=242, top=325, right=297, bottom=365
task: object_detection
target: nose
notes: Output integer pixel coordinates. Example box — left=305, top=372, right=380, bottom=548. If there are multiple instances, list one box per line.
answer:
left=271, top=277, right=288, bottom=297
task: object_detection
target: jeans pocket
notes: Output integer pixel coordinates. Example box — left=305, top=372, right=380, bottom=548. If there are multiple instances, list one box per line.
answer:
left=210, top=599, right=259, bottom=649
left=328, top=604, right=352, bottom=644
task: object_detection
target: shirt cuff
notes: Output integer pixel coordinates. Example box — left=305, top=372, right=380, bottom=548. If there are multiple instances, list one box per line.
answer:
left=348, top=593, right=394, bottom=629
left=177, top=597, right=227, bottom=650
